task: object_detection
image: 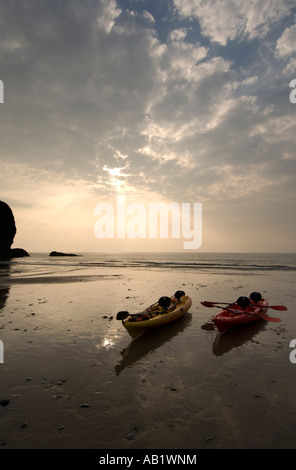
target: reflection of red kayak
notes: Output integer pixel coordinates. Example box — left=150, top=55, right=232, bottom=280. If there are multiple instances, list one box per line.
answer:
left=212, top=298, right=269, bottom=333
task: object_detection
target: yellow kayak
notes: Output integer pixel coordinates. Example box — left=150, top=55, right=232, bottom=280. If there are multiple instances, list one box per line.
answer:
left=117, top=291, right=192, bottom=338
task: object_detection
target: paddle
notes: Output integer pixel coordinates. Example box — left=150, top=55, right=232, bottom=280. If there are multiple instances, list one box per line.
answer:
left=200, top=302, right=281, bottom=322
left=117, top=297, right=165, bottom=320
left=116, top=303, right=173, bottom=321
left=201, top=301, right=287, bottom=311
left=116, top=310, right=132, bottom=320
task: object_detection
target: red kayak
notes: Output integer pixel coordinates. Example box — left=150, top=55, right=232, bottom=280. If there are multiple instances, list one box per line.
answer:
left=211, top=295, right=269, bottom=333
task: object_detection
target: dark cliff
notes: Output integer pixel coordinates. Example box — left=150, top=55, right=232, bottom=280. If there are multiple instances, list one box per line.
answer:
left=0, top=201, right=29, bottom=258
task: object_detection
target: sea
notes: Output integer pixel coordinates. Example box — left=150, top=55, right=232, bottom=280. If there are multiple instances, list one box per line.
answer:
left=5, top=251, right=296, bottom=276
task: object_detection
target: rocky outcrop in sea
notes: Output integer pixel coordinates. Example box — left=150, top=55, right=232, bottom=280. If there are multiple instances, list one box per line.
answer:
left=49, top=251, right=78, bottom=257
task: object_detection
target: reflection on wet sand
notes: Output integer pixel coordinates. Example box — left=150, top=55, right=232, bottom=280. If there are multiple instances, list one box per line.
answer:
left=115, top=313, right=192, bottom=375
left=211, top=319, right=267, bottom=356
left=0, top=262, right=11, bottom=311
left=0, top=263, right=11, bottom=363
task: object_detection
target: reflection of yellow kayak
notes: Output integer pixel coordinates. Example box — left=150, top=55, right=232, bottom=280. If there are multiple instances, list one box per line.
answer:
left=117, top=291, right=192, bottom=338
left=115, top=313, right=192, bottom=375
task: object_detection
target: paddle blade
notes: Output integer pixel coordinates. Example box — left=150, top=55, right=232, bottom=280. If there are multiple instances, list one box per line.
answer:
left=201, top=301, right=216, bottom=308
left=116, top=311, right=130, bottom=320
left=257, top=314, right=281, bottom=322
left=268, top=305, right=288, bottom=311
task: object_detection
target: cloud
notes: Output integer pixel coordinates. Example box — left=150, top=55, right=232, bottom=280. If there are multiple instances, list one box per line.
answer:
left=173, top=0, right=292, bottom=45
left=275, top=23, right=296, bottom=57
left=0, top=2, right=157, bottom=177
left=0, top=0, right=295, bottom=251
left=96, top=0, right=121, bottom=33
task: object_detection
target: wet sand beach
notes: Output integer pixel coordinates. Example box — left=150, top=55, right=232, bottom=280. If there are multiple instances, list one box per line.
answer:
left=0, top=253, right=296, bottom=449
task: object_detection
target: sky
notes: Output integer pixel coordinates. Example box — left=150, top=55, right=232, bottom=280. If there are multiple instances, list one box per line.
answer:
left=0, top=0, right=295, bottom=253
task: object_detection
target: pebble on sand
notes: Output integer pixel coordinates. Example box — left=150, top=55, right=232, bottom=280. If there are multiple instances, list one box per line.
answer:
left=0, top=398, right=10, bottom=407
